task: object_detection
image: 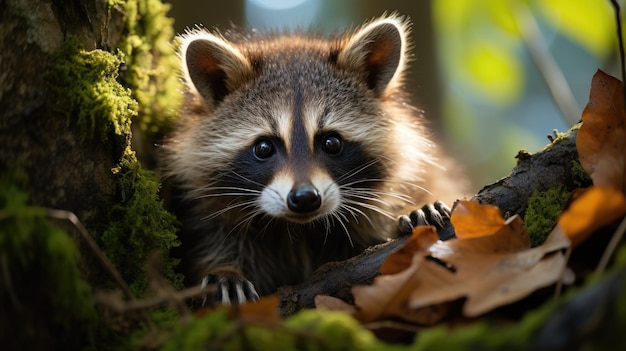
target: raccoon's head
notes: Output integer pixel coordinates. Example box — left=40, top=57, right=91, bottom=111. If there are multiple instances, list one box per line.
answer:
left=168, top=15, right=429, bottom=231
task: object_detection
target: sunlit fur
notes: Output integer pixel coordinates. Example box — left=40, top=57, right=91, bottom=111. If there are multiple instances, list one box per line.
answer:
left=161, top=14, right=460, bottom=295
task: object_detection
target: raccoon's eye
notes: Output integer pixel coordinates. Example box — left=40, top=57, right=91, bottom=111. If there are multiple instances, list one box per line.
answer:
left=322, top=134, right=343, bottom=155
left=253, top=139, right=275, bottom=159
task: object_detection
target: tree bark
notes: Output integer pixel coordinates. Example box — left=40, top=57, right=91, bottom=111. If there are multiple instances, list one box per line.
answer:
left=0, top=0, right=125, bottom=235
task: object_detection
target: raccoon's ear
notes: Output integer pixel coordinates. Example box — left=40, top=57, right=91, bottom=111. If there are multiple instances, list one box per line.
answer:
left=337, top=16, right=408, bottom=95
left=181, top=32, right=253, bottom=107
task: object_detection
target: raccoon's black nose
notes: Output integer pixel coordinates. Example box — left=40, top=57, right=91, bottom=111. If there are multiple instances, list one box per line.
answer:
left=287, top=184, right=321, bottom=213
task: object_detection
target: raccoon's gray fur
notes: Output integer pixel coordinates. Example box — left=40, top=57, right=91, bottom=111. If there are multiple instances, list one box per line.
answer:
left=162, top=14, right=459, bottom=303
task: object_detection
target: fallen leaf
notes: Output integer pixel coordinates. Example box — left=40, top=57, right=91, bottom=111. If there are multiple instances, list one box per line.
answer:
left=430, top=215, right=531, bottom=258
left=557, top=186, right=626, bottom=247
left=353, top=255, right=421, bottom=323
left=353, top=255, right=448, bottom=325
left=380, top=226, right=439, bottom=275
left=462, top=251, right=566, bottom=317
left=229, top=295, right=281, bottom=322
left=315, top=295, right=357, bottom=314
left=577, top=70, right=626, bottom=193
left=451, top=200, right=506, bottom=239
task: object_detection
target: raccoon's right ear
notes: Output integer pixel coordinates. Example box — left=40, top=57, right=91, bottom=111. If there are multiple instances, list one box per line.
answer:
left=181, top=32, right=253, bottom=107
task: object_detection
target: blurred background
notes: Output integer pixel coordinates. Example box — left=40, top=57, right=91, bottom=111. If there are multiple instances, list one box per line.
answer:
left=165, top=0, right=619, bottom=193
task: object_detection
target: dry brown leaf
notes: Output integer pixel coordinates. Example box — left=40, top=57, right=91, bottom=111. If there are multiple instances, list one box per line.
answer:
left=315, top=295, right=357, bottom=314
left=451, top=200, right=507, bottom=239
left=557, top=186, right=626, bottom=247
left=229, top=295, right=281, bottom=322
left=353, top=255, right=422, bottom=323
left=429, top=215, right=531, bottom=257
left=577, top=70, right=626, bottom=193
left=352, top=255, right=448, bottom=325
left=380, top=226, right=439, bottom=275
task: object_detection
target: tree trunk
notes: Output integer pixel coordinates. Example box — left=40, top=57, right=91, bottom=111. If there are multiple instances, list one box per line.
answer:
left=0, top=0, right=123, bottom=237
left=1, top=1, right=181, bottom=349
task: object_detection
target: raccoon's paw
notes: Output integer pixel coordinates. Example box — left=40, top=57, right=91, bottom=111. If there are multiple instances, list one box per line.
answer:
left=398, top=201, right=455, bottom=241
left=200, top=273, right=259, bottom=306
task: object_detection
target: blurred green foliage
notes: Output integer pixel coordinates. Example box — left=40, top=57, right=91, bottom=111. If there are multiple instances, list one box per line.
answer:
left=433, top=0, right=615, bottom=187
left=434, top=0, right=613, bottom=105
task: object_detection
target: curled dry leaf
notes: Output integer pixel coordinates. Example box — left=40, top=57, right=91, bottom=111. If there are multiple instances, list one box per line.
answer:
left=450, top=200, right=506, bottom=239
left=353, top=254, right=449, bottom=325
left=227, top=295, right=281, bottom=323
left=380, top=226, right=439, bottom=275
left=315, top=295, right=357, bottom=314
left=556, top=186, right=626, bottom=247
left=577, top=70, right=626, bottom=193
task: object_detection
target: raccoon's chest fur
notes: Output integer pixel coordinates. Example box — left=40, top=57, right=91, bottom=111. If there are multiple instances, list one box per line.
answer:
left=163, top=15, right=457, bottom=298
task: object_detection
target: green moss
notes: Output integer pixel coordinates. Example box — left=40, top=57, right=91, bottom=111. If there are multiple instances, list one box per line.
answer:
left=117, top=0, right=182, bottom=135
left=163, top=309, right=390, bottom=351
left=570, top=159, right=592, bottom=188
left=285, top=310, right=388, bottom=350
left=0, top=168, right=97, bottom=349
left=102, top=146, right=183, bottom=295
left=524, top=186, right=571, bottom=247
left=45, top=36, right=138, bottom=141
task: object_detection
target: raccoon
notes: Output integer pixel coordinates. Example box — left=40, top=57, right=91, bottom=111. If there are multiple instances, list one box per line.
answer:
left=162, top=14, right=460, bottom=304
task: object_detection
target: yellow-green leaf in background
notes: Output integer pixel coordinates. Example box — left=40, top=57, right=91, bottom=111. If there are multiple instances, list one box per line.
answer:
left=462, top=39, right=524, bottom=104
left=535, top=0, right=614, bottom=57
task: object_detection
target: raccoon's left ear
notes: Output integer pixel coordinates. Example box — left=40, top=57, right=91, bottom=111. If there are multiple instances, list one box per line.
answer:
left=337, top=15, right=408, bottom=96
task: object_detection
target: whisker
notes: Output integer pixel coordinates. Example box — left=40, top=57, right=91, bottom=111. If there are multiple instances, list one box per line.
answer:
left=340, top=178, right=432, bottom=197
left=201, top=199, right=259, bottom=221
left=330, top=212, right=354, bottom=247
left=340, top=204, right=373, bottom=226
left=342, top=199, right=395, bottom=221
left=342, top=188, right=414, bottom=206
left=335, top=159, right=380, bottom=184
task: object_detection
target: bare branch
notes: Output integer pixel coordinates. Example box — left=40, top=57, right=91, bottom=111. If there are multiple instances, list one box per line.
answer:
left=46, top=209, right=136, bottom=301
left=610, top=0, right=626, bottom=108
left=514, top=4, right=581, bottom=126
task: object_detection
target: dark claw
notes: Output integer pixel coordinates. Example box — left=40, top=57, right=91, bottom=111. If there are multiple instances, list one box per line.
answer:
left=397, top=200, right=456, bottom=241
left=199, top=273, right=259, bottom=306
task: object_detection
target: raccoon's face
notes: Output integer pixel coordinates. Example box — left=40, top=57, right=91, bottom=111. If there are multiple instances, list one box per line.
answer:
left=174, top=16, right=411, bottom=227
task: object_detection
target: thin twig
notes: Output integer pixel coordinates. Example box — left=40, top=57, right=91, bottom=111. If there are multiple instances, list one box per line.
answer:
left=595, top=215, right=626, bottom=275
left=610, top=0, right=626, bottom=108
left=95, top=284, right=216, bottom=313
left=514, top=4, right=581, bottom=126
left=1, top=253, right=22, bottom=310
left=46, top=209, right=135, bottom=301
